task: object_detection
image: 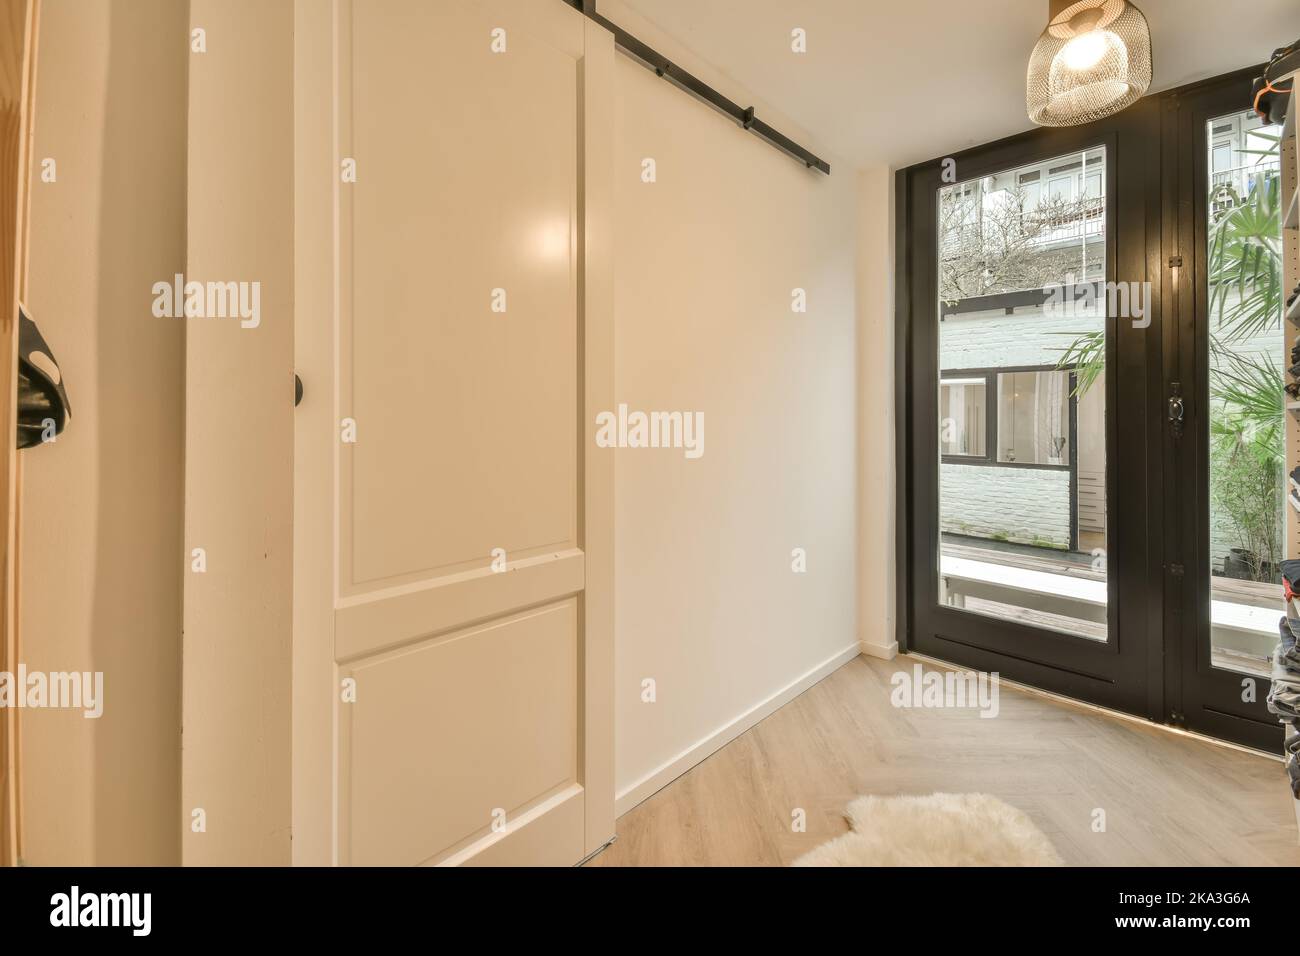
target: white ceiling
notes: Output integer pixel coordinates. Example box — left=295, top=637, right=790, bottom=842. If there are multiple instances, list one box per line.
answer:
left=617, top=0, right=1300, bottom=170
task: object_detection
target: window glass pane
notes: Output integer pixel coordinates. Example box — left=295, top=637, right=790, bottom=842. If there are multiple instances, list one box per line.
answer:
left=1022, top=181, right=1042, bottom=212
left=1212, top=142, right=1232, bottom=174
left=937, top=148, right=1107, bottom=642
left=996, top=371, right=1070, bottom=465
left=1204, top=109, right=1283, bottom=677
left=940, top=378, right=987, bottom=457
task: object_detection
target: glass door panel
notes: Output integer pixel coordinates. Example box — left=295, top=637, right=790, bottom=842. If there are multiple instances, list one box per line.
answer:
left=936, top=148, right=1109, bottom=641
left=903, top=69, right=1286, bottom=751
left=1170, top=75, right=1284, bottom=752
left=1203, top=107, right=1285, bottom=680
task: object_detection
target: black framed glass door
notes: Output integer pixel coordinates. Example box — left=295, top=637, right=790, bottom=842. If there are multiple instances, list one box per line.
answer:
left=897, top=68, right=1288, bottom=753
left=902, top=106, right=1161, bottom=719
left=1165, top=72, right=1287, bottom=751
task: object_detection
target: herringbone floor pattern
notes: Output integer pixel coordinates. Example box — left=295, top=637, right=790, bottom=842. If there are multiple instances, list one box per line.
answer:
left=589, top=655, right=1300, bottom=866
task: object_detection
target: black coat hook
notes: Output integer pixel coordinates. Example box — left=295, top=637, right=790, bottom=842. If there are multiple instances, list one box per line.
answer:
left=17, top=305, right=71, bottom=449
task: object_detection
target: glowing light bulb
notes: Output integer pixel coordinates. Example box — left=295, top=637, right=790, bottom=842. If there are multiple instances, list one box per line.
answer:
left=1060, top=30, right=1109, bottom=71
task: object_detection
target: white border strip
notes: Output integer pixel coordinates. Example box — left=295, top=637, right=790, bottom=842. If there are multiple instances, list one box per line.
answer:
left=614, top=644, right=862, bottom=816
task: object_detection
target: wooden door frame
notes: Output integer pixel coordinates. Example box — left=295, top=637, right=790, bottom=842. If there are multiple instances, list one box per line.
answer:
left=182, top=0, right=296, bottom=866
left=0, top=0, right=37, bottom=869
left=290, top=0, right=615, bottom=866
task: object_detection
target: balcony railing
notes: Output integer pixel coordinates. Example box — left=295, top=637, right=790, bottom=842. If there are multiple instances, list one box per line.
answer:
left=941, top=196, right=1105, bottom=252
left=1211, top=162, right=1280, bottom=197
left=1024, top=196, right=1104, bottom=246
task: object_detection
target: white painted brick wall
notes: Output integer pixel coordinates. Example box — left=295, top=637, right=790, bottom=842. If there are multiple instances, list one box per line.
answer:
left=938, top=305, right=1088, bottom=551
left=940, top=304, right=1104, bottom=372
left=939, top=302, right=1279, bottom=567
left=940, top=463, right=1071, bottom=548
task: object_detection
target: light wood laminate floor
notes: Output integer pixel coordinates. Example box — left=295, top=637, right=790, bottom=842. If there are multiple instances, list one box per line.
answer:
left=588, top=655, right=1300, bottom=867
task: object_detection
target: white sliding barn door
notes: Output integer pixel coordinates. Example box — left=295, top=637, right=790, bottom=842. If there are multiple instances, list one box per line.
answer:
left=294, top=0, right=614, bottom=867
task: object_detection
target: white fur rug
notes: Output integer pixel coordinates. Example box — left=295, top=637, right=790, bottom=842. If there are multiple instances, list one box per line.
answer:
left=793, top=792, right=1063, bottom=867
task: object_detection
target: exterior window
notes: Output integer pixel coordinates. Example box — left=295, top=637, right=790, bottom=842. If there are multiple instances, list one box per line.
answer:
left=1212, top=141, right=1232, bottom=174
left=1018, top=170, right=1042, bottom=213
left=996, top=370, right=1070, bottom=465
left=1047, top=174, right=1073, bottom=203
left=940, top=378, right=987, bottom=458
left=940, top=368, right=1075, bottom=468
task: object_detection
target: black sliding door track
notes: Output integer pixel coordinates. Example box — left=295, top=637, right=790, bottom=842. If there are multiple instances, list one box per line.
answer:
left=563, top=0, right=830, bottom=174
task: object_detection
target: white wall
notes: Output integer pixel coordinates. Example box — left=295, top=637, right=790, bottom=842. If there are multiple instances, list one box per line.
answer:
left=609, top=8, right=860, bottom=810
left=20, top=0, right=187, bottom=865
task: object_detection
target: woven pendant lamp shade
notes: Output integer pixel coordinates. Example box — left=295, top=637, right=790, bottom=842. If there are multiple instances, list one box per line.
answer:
left=1027, top=0, right=1152, bottom=127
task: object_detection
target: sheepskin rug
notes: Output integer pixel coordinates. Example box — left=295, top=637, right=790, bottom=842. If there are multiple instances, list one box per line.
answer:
left=793, top=792, right=1063, bottom=867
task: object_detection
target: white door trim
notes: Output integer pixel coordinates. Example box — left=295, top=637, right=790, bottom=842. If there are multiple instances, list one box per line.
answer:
left=183, top=0, right=295, bottom=867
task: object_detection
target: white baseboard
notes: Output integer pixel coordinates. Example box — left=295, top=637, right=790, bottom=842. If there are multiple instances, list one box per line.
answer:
left=858, top=639, right=898, bottom=660
left=614, top=643, right=862, bottom=817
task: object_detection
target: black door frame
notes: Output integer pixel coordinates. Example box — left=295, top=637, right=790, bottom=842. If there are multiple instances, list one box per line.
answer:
left=1164, top=70, right=1285, bottom=751
left=894, top=67, right=1284, bottom=752
left=900, top=113, right=1156, bottom=719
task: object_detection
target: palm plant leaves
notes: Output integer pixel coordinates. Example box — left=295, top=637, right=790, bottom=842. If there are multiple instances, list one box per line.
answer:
left=1053, top=329, right=1104, bottom=397
left=1207, top=171, right=1281, bottom=339
left=1207, top=335, right=1283, bottom=468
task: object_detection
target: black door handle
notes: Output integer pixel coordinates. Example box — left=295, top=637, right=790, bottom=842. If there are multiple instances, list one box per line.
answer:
left=1167, top=382, right=1184, bottom=439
